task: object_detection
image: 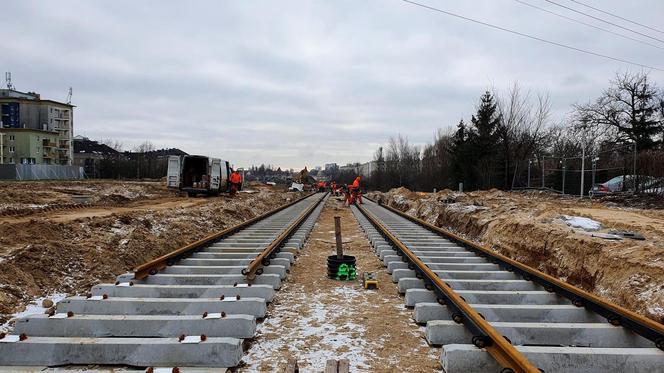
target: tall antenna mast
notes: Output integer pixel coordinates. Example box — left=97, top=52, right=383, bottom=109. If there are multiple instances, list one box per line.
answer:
left=66, top=87, right=73, bottom=104
left=5, top=72, right=15, bottom=90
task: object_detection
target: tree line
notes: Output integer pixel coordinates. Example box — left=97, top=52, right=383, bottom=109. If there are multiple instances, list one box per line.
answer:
left=366, top=71, right=664, bottom=194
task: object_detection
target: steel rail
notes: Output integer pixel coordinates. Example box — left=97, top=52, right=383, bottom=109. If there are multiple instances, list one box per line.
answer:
left=243, top=192, right=328, bottom=280
left=370, top=197, right=664, bottom=350
left=355, top=202, right=541, bottom=373
left=133, top=192, right=316, bottom=279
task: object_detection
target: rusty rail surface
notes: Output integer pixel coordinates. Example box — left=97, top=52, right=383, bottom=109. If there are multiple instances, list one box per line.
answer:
left=356, top=202, right=540, bottom=373
left=368, top=196, right=664, bottom=350
left=133, top=192, right=316, bottom=279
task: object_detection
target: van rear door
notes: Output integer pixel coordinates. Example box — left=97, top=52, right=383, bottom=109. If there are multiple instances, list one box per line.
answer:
left=167, top=156, right=181, bottom=188
left=210, top=158, right=222, bottom=190
left=221, top=161, right=230, bottom=191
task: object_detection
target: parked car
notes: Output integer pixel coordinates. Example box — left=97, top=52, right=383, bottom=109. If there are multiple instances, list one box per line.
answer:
left=590, top=175, right=663, bottom=197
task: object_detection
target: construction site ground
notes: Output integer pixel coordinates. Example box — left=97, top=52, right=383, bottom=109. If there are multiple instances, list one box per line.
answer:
left=368, top=188, right=664, bottom=324
left=242, top=195, right=440, bottom=372
left=0, top=180, right=302, bottom=328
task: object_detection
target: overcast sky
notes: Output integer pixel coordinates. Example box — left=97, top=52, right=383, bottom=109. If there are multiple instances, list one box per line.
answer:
left=2, top=0, right=663, bottom=169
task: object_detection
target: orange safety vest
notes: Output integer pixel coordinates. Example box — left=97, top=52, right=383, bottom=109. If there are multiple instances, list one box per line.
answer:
left=352, top=178, right=360, bottom=190
left=230, top=172, right=242, bottom=184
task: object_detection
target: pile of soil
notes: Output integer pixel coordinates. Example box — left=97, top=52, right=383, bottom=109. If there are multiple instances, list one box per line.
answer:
left=368, top=188, right=664, bottom=323
left=0, top=187, right=303, bottom=325
left=0, top=180, right=178, bottom=216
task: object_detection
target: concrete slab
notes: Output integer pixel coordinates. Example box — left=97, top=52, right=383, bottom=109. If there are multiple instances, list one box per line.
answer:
left=14, top=314, right=256, bottom=339
left=441, top=344, right=664, bottom=373
left=161, top=265, right=287, bottom=278
left=426, top=320, right=652, bottom=347
left=414, top=303, right=447, bottom=324
left=430, top=304, right=604, bottom=323
left=0, top=336, right=243, bottom=367
left=137, top=273, right=281, bottom=289
left=398, top=278, right=425, bottom=293
left=92, top=284, right=275, bottom=302
left=405, top=289, right=437, bottom=306
left=453, top=290, right=566, bottom=305
left=56, top=296, right=267, bottom=318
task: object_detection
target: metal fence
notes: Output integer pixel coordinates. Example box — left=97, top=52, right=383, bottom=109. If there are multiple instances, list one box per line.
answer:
left=0, top=164, right=84, bottom=180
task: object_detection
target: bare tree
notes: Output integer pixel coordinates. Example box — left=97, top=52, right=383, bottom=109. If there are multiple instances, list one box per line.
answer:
left=575, top=71, right=663, bottom=150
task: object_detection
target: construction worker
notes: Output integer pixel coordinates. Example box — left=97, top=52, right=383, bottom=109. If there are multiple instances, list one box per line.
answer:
left=350, top=175, right=363, bottom=204
left=317, top=181, right=326, bottom=193
left=331, top=181, right=337, bottom=196
left=229, top=170, right=243, bottom=197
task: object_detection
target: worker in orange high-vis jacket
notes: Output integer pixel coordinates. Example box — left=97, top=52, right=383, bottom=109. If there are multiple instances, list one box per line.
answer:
left=353, top=176, right=363, bottom=204
left=331, top=181, right=337, bottom=196
left=229, top=170, right=243, bottom=197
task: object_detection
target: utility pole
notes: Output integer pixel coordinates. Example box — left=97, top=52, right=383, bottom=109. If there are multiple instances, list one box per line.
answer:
left=527, top=160, right=531, bottom=188
left=579, top=118, right=588, bottom=198
left=561, top=159, right=566, bottom=195
left=541, top=157, right=545, bottom=188
left=632, top=142, right=637, bottom=193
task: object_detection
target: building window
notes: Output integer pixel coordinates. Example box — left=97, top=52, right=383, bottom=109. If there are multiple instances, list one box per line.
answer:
left=37, top=147, right=40, bottom=154
left=8, top=157, right=13, bottom=163
left=9, top=146, right=15, bottom=152
left=9, top=135, right=15, bottom=141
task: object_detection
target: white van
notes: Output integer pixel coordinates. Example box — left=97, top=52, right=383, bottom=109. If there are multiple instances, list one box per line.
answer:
left=167, top=155, right=231, bottom=196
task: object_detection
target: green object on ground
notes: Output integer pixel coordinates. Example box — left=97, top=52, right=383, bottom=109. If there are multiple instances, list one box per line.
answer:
left=336, top=263, right=357, bottom=281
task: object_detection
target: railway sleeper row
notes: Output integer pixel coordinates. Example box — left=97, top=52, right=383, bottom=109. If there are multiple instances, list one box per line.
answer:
left=351, top=200, right=664, bottom=373
left=0, top=193, right=327, bottom=370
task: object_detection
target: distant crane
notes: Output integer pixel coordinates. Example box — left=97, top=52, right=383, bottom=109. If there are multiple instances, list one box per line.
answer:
left=5, top=72, right=15, bottom=90
left=66, top=87, right=73, bottom=104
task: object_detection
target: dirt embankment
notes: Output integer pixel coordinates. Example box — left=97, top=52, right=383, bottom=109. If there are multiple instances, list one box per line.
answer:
left=0, top=180, right=178, bottom=217
left=368, top=188, right=664, bottom=323
left=0, top=183, right=303, bottom=324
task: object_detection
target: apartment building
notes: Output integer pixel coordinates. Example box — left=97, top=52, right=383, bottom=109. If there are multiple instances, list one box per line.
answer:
left=0, top=89, right=74, bottom=165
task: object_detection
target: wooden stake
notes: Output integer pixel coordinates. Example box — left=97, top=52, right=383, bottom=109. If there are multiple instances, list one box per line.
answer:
left=334, top=216, right=343, bottom=259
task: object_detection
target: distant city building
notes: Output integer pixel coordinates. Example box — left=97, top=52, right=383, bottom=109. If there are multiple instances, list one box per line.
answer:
left=0, top=89, right=74, bottom=165
left=339, top=161, right=377, bottom=177
left=324, top=163, right=338, bottom=172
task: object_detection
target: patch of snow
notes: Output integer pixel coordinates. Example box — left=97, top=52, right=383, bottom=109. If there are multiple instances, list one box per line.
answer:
left=561, top=215, right=602, bottom=231
left=0, top=293, right=68, bottom=333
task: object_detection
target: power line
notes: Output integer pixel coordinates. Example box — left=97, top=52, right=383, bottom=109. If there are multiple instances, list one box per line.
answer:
left=514, top=0, right=664, bottom=51
left=569, top=0, right=664, bottom=36
left=543, top=0, right=664, bottom=45
left=399, top=0, right=664, bottom=72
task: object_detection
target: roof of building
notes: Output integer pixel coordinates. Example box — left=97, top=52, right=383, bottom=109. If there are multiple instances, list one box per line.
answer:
left=0, top=89, right=75, bottom=107
left=73, top=138, right=119, bottom=155
left=124, top=148, right=189, bottom=159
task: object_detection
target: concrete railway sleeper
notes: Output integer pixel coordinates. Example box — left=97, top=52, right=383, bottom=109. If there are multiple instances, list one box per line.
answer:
left=352, top=199, right=664, bottom=373
left=0, top=192, right=328, bottom=371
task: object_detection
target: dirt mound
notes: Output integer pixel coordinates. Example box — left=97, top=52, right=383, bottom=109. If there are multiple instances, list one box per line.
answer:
left=0, top=188, right=304, bottom=326
left=370, top=188, right=664, bottom=323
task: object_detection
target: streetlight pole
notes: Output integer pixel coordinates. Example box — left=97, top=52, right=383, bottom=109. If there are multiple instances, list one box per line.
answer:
left=591, top=157, right=598, bottom=199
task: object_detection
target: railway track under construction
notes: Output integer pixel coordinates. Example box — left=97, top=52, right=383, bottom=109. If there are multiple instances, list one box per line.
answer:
left=352, top=198, right=664, bottom=373
left=0, top=192, right=327, bottom=372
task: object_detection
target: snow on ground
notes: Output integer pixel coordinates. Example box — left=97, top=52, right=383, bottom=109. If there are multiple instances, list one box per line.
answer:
left=0, top=293, right=68, bottom=333
left=561, top=215, right=602, bottom=231
left=243, top=285, right=375, bottom=372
